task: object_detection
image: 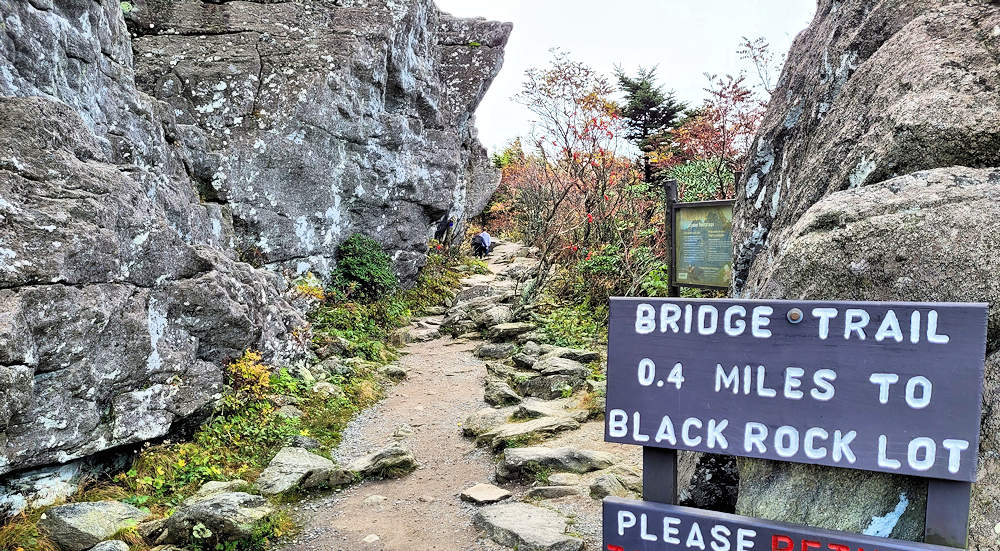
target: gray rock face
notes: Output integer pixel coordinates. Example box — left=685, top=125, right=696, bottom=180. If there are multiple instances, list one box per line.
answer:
left=728, top=1, right=1000, bottom=545
left=732, top=1, right=1000, bottom=294
left=473, top=502, right=584, bottom=551
left=0, top=94, right=303, bottom=484
left=39, top=501, right=150, bottom=551
left=734, top=167, right=1000, bottom=541
left=0, top=0, right=300, bottom=492
left=127, top=0, right=511, bottom=281
left=741, top=167, right=1000, bottom=350
left=0, top=0, right=508, bottom=510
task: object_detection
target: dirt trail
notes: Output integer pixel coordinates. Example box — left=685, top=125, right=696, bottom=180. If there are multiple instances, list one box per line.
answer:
left=280, top=242, right=638, bottom=550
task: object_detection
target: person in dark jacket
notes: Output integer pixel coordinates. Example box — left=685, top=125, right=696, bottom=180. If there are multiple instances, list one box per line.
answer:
left=471, top=231, right=492, bottom=258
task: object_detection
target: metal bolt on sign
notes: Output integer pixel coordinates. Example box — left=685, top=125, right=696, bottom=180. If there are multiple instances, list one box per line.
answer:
left=787, top=307, right=803, bottom=323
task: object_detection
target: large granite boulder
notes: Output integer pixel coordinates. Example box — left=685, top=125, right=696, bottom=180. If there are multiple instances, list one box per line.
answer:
left=734, top=168, right=1000, bottom=542
left=728, top=1, right=1000, bottom=544
left=732, top=1, right=1000, bottom=293
left=0, top=0, right=509, bottom=516
left=126, top=0, right=511, bottom=280
left=0, top=81, right=301, bottom=489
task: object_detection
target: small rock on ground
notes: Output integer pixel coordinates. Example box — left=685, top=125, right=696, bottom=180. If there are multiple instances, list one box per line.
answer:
left=547, top=473, right=582, bottom=486
left=473, top=502, right=584, bottom=551
left=525, top=485, right=581, bottom=499
left=160, top=492, right=274, bottom=545
left=379, top=364, right=408, bottom=380
left=477, top=416, right=580, bottom=451
left=484, top=379, right=522, bottom=406
left=347, top=443, right=418, bottom=479
left=496, top=446, right=616, bottom=481
left=589, top=473, right=629, bottom=499
left=256, top=447, right=346, bottom=495
left=475, top=342, right=518, bottom=359
left=186, top=480, right=249, bottom=504
left=460, top=483, right=512, bottom=505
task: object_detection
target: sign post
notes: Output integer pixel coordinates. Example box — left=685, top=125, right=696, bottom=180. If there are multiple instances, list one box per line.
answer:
left=605, top=298, right=988, bottom=550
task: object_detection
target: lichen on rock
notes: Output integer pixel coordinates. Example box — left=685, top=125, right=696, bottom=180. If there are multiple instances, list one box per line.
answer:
left=0, top=0, right=509, bottom=516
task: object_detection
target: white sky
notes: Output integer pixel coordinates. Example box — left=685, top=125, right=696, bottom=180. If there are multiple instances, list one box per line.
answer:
left=435, top=1, right=817, bottom=152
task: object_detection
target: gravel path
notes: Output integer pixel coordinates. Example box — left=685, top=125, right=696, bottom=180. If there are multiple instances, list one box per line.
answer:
left=280, top=335, right=507, bottom=551
left=278, top=243, right=637, bottom=550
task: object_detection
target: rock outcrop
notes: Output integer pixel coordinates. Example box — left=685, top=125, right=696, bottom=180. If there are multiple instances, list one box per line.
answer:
left=127, top=0, right=510, bottom=281
left=0, top=0, right=509, bottom=516
left=729, top=1, right=1000, bottom=546
left=732, top=1, right=1000, bottom=294
left=0, top=0, right=304, bottom=493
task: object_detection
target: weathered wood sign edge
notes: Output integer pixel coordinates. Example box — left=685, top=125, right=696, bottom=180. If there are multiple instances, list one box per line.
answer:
left=605, top=297, right=988, bottom=482
left=603, top=497, right=963, bottom=551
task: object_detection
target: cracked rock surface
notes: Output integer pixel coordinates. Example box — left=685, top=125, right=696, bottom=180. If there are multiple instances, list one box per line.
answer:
left=0, top=0, right=509, bottom=516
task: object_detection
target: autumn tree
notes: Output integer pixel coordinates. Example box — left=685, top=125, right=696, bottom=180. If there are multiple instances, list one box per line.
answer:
left=503, top=50, right=669, bottom=300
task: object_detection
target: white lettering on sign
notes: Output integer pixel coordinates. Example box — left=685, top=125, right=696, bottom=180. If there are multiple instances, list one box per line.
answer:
left=724, top=306, right=746, bottom=336
left=614, top=300, right=984, bottom=480
left=636, top=304, right=953, bottom=344
left=877, top=435, right=971, bottom=473
left=617, top=510, right=756, bottom=551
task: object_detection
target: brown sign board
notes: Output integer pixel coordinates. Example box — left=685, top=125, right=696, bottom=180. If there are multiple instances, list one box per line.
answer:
left=605, top=298, right=988, bottom=482
left=603, top=498, right=962, bottom=551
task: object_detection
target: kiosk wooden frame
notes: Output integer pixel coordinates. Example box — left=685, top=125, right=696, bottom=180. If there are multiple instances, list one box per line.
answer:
left=662, top=178, right=735, bottom=294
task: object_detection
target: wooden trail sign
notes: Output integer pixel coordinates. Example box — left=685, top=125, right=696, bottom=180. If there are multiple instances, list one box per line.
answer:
left=604, top=297, right=989, bottom=550
left=604, top=498, right=959, bottom=551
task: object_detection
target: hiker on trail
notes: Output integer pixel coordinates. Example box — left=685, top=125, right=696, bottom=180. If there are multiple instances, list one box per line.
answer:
left=434, top=217, right=454, bottom=244
left=471, top=231, right=492, bottom=258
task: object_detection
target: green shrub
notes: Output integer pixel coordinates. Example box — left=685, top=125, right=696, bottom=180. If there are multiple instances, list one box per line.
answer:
left=542, top=301, right=606, bottom=348
left=331, top=234, right=398, bottom=302
left=667, top=158, right=734, bottom=202
left=640, top=264, right=672, bottom=297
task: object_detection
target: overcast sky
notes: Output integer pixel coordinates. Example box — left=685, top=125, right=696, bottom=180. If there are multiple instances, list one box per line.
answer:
left=434, top=1, right=817, bottom=152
